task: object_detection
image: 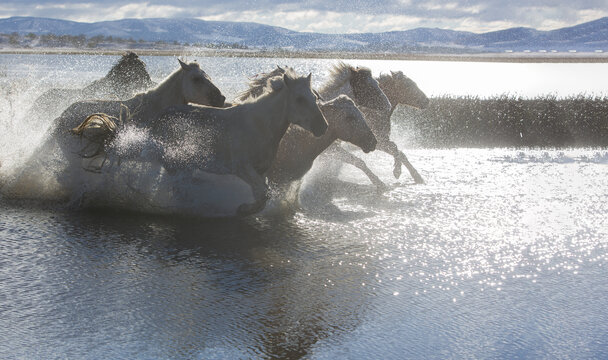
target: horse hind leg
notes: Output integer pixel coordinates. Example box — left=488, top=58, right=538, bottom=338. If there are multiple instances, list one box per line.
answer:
left=393, top=156, right=402, bottom=179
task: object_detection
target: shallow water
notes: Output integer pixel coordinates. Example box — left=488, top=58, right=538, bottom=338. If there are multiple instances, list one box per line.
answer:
left=1, top=55, right=608, bottom=358
left=1, top=148, right=607, bottom=358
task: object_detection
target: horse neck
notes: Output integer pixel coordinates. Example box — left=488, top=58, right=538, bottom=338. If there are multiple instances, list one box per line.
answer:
left=246, top=87, right=291, bottom=158
left=319, top=77, right=352, bottom=101
left=378, top=79, right=399, bottom=113
left=136, top=70, right=186, bottom=119
left=296, top=124, right=338, bottom=166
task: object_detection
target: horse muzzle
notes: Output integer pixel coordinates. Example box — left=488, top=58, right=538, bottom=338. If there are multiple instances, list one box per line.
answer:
left=312, top=120, right=329, bottom=137
left=362, top=134, right=377, bottom=153
left=211, top=94, right=226, bottom=108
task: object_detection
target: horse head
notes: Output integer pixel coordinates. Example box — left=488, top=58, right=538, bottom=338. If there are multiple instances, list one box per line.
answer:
left=349, top=66, right=392, bottom=112
left=379, top=71, right=429, bottom=109
left=178, top=59, right=225, bottom=107
left=283, top=71, right=328, bottom=137
left=321, top=95, right=376, bottom=153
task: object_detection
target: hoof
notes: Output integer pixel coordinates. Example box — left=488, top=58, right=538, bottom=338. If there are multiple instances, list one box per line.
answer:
left=412, top=172, right=425, bottom=185
left=374, top=181, right=390, bottom=193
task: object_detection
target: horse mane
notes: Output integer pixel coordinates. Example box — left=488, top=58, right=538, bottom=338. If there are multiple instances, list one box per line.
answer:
left=237, top=66, right=297, bottom=102
left=319, top=61, right=372, bottom=95
left=105, top=52, right=153, bottom=90
left=82, top=51, right=154, bottom=99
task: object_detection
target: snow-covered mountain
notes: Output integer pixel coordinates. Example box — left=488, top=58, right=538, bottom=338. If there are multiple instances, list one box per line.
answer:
left=1, top=16, right=607, bottom=52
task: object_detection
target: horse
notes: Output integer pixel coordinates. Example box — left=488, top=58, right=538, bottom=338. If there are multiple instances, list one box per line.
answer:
left=237, top=66, right=379, bottom=206
left=238, top=62, right=389, bottom=178
left=147, top=68, right=327, bottom=216
left=2, top=59, right=225, bottom=201
left=326, top=70, right=429, bottom=188
left=237, top=62, right=391, bottom=113
left=28, top=51, right=156, bottom=120
left=55, top=59, right=224, bottom=133
left=268, top=95, right=377, bottom=185
left=316, top=62, right=392, bottom=113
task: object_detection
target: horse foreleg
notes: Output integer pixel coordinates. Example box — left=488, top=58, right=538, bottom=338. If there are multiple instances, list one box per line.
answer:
left=377, top=140, right=424, bottom=184
left=236, top=166, right=269, bottom=217
left=331, top=146, right=388, bottom=192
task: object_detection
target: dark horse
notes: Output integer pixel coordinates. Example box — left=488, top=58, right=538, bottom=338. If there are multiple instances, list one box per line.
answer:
left=29, top=51, right=155, bottom=119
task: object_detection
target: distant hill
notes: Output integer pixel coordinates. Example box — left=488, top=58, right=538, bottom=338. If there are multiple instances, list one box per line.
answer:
left=0, top=16, right=607, bottom=52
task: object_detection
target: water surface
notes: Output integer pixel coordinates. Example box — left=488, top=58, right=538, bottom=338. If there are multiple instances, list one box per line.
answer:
left=0, top=55, right=607, bottom=359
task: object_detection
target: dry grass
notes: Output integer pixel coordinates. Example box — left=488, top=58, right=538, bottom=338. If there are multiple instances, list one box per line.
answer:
left=397, top=95, right=608, bottom=148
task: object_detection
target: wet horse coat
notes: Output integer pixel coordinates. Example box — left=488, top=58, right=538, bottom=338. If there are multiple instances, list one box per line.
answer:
left=28, top=52, right=156, bottom=120
left=150, top=70, right=328, bottom=216
left=2, top=60, right=226, bottom=201
left=327, top=70, right=429, bottom=187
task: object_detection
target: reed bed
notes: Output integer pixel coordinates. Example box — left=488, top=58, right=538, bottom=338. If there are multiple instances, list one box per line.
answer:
left=397, top=95, right=608, bottom=148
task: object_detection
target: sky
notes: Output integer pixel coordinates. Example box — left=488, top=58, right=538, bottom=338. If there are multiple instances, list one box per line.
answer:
left=1, top=0, right=607, bottom=34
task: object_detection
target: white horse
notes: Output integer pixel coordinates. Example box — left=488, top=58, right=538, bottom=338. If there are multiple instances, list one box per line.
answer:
left=55, top=59, right=225, bottom=134
left=237, top=66, right=378, bottom=205
left=2, top=59, right=226, bottom=200
left=326, top=70, right=429, bottom=188
left=238, top=63, right=389, bottom=178
left=268, top=95, right=377, bottom=185
left=148, top=68, right=328, bottom=216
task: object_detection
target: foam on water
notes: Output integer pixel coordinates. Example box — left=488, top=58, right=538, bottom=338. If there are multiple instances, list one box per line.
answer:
left=0, top=56, right=259, bottom=216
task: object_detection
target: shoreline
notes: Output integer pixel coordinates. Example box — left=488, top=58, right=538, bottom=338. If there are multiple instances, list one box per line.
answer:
left=1, top=47, right=608, bottom=63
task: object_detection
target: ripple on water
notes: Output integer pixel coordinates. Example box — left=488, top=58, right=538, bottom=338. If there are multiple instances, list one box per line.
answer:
left=2, top=142, right=608, bottom=359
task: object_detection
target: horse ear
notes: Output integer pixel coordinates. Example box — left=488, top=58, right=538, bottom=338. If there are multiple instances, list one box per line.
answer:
left=306, top=73, right=312, bottom=84
left=313, top=89, right=324, bottom=101
left=390, top=71, right=396, bottom=77
left=178, top=59, right=189, bottom=71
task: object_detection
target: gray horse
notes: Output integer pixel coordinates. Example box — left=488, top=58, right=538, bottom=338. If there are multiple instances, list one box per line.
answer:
left=326, top=70, right=429, bottom=188
left=29, top=51, right=155, bottom=120
left=2, top=60, right=225, bottom=201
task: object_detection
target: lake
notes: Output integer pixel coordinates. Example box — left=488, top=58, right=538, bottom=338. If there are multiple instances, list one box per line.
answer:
left=1, top=54, right=607, bottom=359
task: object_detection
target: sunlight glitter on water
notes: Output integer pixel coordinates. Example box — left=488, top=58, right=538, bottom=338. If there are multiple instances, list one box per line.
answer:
left=1, top=54, right=608, bottom=358
left=307, top=147, right=608, bottom=298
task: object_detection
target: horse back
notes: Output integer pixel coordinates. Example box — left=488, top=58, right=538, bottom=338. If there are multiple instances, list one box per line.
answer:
left=30, top=88, right=83, bottom=118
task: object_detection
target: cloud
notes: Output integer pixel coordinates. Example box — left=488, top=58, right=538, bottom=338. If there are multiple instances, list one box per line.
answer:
left=0, top=0, right=606, bottom=33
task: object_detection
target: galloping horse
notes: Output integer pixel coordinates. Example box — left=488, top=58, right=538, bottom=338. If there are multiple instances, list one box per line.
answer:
left=2, top=60, right=225, bottom=200
left=149, top=68, right=327, bottom=216
left=237, top=66, right=379, bottom=206
left=326, top=70, right=429, bottom=188
left=238, top=63, right=388, bottom=177
left=29, top=51, right=155, bottom=119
